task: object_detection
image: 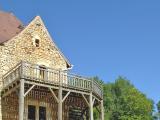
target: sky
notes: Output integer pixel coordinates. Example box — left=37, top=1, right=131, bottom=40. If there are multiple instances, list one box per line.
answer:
left=1, top=0, right=160, bottom=105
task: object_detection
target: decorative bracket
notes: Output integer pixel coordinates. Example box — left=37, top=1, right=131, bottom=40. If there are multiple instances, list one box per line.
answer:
left=49, top=88, right=59, bottom=103
left=24, top=85, right=35, bottom=97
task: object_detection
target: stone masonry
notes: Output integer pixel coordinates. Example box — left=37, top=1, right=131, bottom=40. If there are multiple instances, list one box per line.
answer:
left=0, top=16, right=71, bottom=120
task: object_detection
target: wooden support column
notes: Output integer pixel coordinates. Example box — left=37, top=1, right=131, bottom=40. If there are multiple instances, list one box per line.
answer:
left=58, top=87, right=62, bottom=120
left=58, top=71, right=63, bottom=120
left=100, top=100, right=104, bottom=120
left=19, top=79, right=24, bottom=120
left=89, top=93, right=94, bottom=120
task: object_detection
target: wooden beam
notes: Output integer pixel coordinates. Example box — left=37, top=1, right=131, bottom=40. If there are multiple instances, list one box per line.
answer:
left=93, top=95, right=101, bottom=102
left=25, top=80, right=91, bottom=96
left=24, top=85, right=35, bottom=97
left=81, top=94, right=90, bottom=107
left=2, top=85, right=20, bottom=98
left=100, top=100, right=104, bottom=120
left=62, top=91, right=70, bottom=102
left=89, top=92, right=94, bottom=120
left=25, top=80, right=59, bottom=89
left=62, top=88, right=90, bottom=95
left=49, top=88, right=59, bottom=103
left=58, top=86, right=63, bottom=120
left=19, top=79, right=24, bottom=120
left=92, top=97, right=96, bottom=106
left=95, top=106, right=100, bottom=114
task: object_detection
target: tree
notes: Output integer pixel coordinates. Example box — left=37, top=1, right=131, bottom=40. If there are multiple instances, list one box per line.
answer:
left=157, top=101, right=160, bottom=113
left=94, top=76, right=154, bottom=120
left=153, top=101, right=160, bottom=120
left=153, top=112, right=160, bottom=120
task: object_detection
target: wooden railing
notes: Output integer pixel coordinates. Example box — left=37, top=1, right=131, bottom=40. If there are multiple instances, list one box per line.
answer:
left=2, top=63, right=22, bottom=88
left=2, top=61, right=103, bottom=98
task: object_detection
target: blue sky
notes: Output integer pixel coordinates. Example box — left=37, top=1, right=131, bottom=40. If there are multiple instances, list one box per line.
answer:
left=1, top=0, right=160, bottom=105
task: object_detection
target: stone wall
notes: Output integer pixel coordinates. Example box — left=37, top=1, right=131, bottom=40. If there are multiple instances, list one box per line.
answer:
left=0, top=16, right=71, bottom=120
left=2, top=92, right=18, bottom=120
left=0, top=16, right=70, bottom=85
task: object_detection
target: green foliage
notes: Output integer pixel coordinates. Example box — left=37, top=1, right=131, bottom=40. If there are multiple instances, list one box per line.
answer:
left=157, top=101, right=160, bottom=113
left=152, top=112, right=160, bottom=120
left=93, top=76, right=154, bottom=120
left=153, top=101, right=160, bottom=120
left=92, top=76, right=104, bottom=85
left=104, top=77, right=154, bottom=120
left=93, top=108, right=99, bottom=120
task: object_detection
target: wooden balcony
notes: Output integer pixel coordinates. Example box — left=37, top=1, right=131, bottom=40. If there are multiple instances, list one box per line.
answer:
left=2, top=61, right=103, bottom=99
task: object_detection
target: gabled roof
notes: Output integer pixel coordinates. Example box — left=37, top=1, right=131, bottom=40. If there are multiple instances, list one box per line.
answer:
left=33, top=16, right=72, bottom=68
left=0, top=11, right=24, bottom=43
left=0, top=11, right=72, bottom=68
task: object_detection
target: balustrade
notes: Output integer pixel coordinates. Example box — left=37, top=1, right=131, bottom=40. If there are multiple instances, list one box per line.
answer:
left=2, top=61, right=103, bottom=98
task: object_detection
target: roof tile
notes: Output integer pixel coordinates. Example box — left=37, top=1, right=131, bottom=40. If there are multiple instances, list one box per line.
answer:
left=0, top=11, right=24, bottom=43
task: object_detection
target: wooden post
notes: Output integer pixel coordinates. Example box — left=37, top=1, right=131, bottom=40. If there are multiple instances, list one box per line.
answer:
left=0, top=92, right=2, bottom=120
left=19, top=79, right=24, bottom=120
left=58, top=86, right=62, bottom=120
left=89, top=93, right=93, bottom=120
left=58, top=71, right=63, bottom=120
left=100, top=100, right=104, bottom=120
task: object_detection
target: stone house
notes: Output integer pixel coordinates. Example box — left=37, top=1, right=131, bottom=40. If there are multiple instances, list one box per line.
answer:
left=0, top=11, right=104, bottom=120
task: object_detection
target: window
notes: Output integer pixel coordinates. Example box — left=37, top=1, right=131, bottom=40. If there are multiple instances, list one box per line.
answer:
left=39, top=66, right=46, bottom=79
left=69, top=107, right=82, bottom=120
left=32, top=35, right=40, bottom=47
left=35, top=39, right=40, bottom=47
left=28, top=105, right=46, bottom=120
left=28, top=105, right=36, bottom=120
left=39, top=106, right=46, bottom=120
